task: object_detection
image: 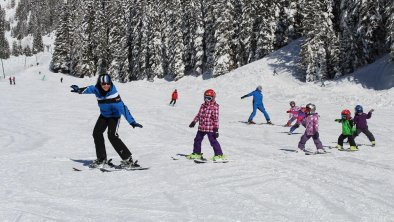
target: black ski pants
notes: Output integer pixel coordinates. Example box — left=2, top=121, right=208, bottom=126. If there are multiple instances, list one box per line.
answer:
left=353, top=128, right=375, bottom=142
left=170, top=99, right=176, bottom=105
left=338, top=134, right=356, bottom=147
left=93, top=115, right=131, bottom=160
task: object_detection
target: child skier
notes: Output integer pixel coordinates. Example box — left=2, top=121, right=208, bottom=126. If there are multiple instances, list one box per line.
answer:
left=241, top=85, right=272, bottom=124
left=169, top=89, right=178, bottom=106
left=353, top=105, right=376, bottom=146
left=297, top=103, right=325, bottom=154
left=335, top=109, right=357, bottom=151
left=285, top=101, right=300, bottom=127
left=187, top=89, right=226, bottom=162
left=70, top=74, right=143, bottom=168
left=288, top=107, right=306, bottom=135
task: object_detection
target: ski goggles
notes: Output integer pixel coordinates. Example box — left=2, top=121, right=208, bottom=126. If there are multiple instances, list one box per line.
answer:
left=204, top=96, right=213, bottom=101
left=101, top=82, right=111, bottom=86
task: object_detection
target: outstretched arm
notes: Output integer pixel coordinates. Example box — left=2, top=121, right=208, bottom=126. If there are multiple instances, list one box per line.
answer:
left=241, top=91, right=253, bottom=99
left=70, top=85, right=95, bottom=94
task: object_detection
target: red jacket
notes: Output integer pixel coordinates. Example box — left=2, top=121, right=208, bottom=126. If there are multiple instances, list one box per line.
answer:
left=172, top=91, right=178, bottom=100
left=193, top=101, right=219, bottom=132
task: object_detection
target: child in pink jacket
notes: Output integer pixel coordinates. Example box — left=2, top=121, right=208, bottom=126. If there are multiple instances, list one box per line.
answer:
left=187, top=89, right=226, bottom=161
left=297, top=103, right=325, bottom=154
left=285, top=101, right=300, bottom=126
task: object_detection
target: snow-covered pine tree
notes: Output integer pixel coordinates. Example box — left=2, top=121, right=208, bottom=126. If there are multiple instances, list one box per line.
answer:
left=356, top=0, right=386, bottom=64
left=273, top=0, right=290, bottom=49
left=387, top=0, right=394, bottom=61
left=94, top=0, right=111, bottom=76
left=32, top=18, right=44, bottom=54
left=300, top=0, right=340, bottom=82
left=197, top=0, right=218, bottom=78
left=154, top=0, right=184, bottom=80
left=23, top=45, right=32, bottom=56
left=251, top=0, right=275, bottom=61
left=73, top=0, right=98, bottom=78
left=126, top=0, right=145, bottom=81
left=180, top=0, right=200, bottom=76
left=51, top=2, right=74, bottom=73
left=226, top=0, right=253, bottom=69
left=12, top=41, right=21, bottom=56
left=108, top=0, right=129, bottom=82
left=138, top=0, right=160, bottom=81
left=0, top=5, right=10, bottom=59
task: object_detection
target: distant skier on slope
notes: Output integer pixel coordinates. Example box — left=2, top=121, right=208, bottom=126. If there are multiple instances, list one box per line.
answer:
left=287, top=106, right=307, bottom=135
left=70, top=73, right=143, bottom=168
left=285, top=101, right=300, bottom=127
left=297, top=103, right=326, bottom=154
left=335, top=109, right=358, bottom=151
left=187, top=89, right=227, bottom=162
left=169, top=89, right=178, bottom=106
left=353, top=105, right=376, bottom=147
left=241, top=85, right=272, bottom=124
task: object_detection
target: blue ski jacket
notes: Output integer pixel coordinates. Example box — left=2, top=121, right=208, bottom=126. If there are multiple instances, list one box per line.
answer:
left=81, top=85, right=136, bottom=124
left=243, top=90, right=263, bottom=106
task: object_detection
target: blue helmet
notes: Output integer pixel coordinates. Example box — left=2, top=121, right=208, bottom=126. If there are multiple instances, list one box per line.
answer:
left=355, top=105, right=363, bottom=113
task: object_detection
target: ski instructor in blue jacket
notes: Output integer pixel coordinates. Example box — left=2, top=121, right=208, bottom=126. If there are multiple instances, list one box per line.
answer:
left=70, top=74, right=142, bottom=168
left=241, top=85, right=272, bottom=124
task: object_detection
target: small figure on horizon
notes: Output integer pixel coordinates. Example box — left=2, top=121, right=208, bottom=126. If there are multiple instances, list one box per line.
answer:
left=8, top=76, right=12, bottom=85
left=60, top=77, right=63, bottom=83
left=169, top=89, right=178, bottom=106
left=12, top=76, right=15, bottom=85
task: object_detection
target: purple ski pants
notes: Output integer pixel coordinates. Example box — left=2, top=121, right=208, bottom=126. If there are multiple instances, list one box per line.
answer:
left=193, top=131, right=223, bottom=155
left=298, top=132, right=323, bottom=150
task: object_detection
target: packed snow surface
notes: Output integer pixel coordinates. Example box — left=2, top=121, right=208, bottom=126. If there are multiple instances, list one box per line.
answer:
left=1, top=41, right=394, bottom=221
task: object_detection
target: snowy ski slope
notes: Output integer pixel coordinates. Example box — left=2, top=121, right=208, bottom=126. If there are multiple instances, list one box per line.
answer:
left=1, top=40, right=394, bottom=221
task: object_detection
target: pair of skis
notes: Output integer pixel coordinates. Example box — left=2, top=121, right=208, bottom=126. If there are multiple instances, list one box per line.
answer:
left=73, top=159, right=149, bottom=172
left=171, top=154, right=229, bottom=163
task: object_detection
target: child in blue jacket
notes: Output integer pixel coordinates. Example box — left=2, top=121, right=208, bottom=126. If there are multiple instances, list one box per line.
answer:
left=71, top=74, right=143, bottom=168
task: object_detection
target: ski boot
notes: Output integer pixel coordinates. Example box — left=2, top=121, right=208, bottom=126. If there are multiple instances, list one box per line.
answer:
left=212, top=154, right=227, bottom=162
left=186, top=153, right=203, bottom=160
left=248, top=120, right=256, bottom=124
left=316, top=149, right=327, bottom=154
left=337, top=145, right=345, bottom=151
left=350, top=146, right=358, bottom=151
left=266, top=120, right=273, bottom=125
left=284, top=122, right=291, bottom=127
left=119, top=156, right=140, bottom=169
left=89, top=158, right=107, bottom=168
left=371, top=141, right=376, bottom=147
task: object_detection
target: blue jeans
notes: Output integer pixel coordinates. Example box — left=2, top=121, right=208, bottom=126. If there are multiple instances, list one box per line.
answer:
left=248, top=104, right=270, bottom=121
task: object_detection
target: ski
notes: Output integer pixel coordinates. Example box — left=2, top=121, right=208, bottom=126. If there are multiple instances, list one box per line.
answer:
left=193, top=158, right=229, bottom=163
left=304, top=151, right=331, bottom=155
left=171, top=153, right=189, bottom=160
left=99, top=166, right=150, bottom=172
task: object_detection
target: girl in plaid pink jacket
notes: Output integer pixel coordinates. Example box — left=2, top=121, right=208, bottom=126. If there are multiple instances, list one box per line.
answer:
left=187, top=89, right=225, bottom=161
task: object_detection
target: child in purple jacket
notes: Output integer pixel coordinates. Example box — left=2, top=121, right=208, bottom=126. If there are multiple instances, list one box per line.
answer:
left=297, top=103, right=325, bottom=154
left=353, top=105, right=376, bottom=146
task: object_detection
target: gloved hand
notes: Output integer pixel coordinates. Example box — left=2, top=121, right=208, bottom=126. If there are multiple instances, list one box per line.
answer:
left=70, top=85, right=80, bottom=93
left=189, top=121, right=196, bottom=128
left=286, top=110, right=291, bottom=113
left=131, top=122, right=143, bottom=128
left=213, top=128, right=219, bottom=138
left=241, top=96, right=246, bottom=99
left=369, top=109, right=374, bottom=113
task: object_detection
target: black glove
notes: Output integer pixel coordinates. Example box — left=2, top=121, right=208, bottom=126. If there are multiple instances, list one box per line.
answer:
left=213, top=128, right=219, bottom=138
left=241, top=96, right=246, bottom=99
left=70, top=85, right=80, bottom=93
left=189, top=121, right=196, bottom=128
left=131, top=122, right=143, bottom=128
